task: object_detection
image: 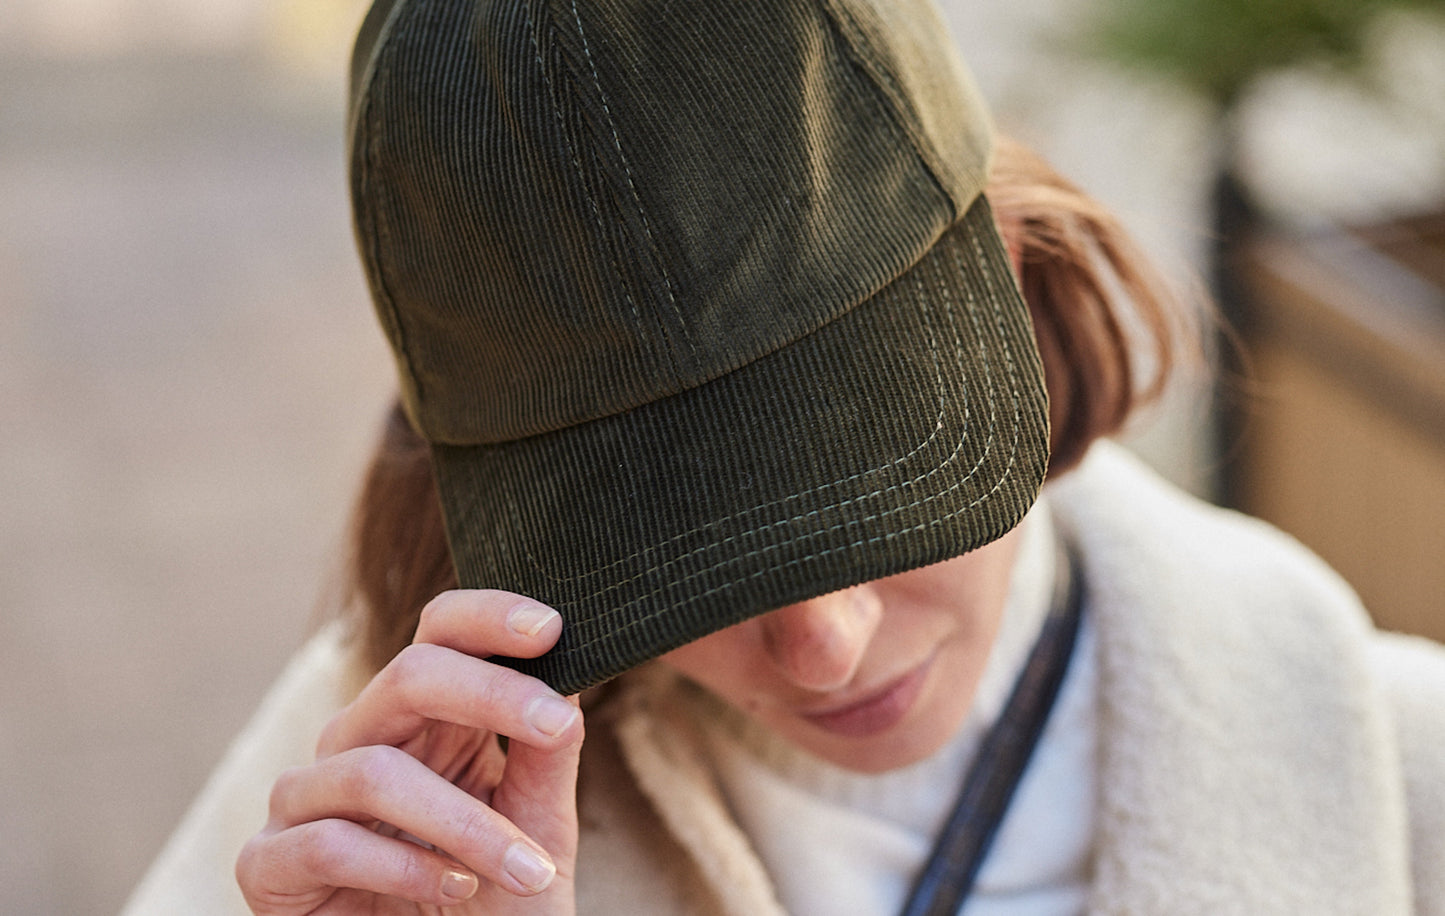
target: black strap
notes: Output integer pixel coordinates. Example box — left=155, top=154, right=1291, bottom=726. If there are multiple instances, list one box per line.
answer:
left=898, top=542, right=1085, bottom=916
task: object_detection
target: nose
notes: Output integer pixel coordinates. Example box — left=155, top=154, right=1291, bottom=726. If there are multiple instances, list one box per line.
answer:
left=760, top=584, right=884, bottom=692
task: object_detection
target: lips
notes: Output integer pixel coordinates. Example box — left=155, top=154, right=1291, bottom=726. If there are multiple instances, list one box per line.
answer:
left=798, top=655, right=935, bottom=738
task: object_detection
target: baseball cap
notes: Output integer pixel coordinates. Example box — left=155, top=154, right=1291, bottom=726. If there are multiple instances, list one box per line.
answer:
left=348, top=0, right=1049, bottom=695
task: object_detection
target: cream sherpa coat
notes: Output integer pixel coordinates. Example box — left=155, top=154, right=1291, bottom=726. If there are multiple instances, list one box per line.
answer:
left=124, top=444, right=1445, bottom=915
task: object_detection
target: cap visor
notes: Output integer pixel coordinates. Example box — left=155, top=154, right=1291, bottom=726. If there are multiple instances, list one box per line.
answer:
left=432, top=196, right=1049, bottom=695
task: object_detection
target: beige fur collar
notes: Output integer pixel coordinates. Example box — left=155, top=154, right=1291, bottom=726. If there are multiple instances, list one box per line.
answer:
left=1049, top=444, right=1413, bottom=914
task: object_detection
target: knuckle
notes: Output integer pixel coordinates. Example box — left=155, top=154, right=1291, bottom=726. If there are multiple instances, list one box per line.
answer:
left=315, top=720, right=339, bottom=758
left=295, top=819, right=352, bottom=880
left=474, top=666, right=511, bottom=712
left=450, top=802, right=504, bottom=857
left=384, top=643, right=440, bottom=696
left=393, top=847, right=433, bottom=897
left=314, top=710, right=352, bottom=759
left=477, top=666, right=542, bottom=726
left=267, top=765, right=306, bottom=816
left=234, top=834, right=266, bottom=887
left=336, top=745, right=405, bottom=805
left=417, top=590, right=458, bottom=632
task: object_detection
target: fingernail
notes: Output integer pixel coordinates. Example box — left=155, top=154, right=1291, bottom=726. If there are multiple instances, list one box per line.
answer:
left=504, top=839, right=556, bottom=892
left=441, top=868, right=478, bottom=901
left=507, top=602, right=559, bottom=637
left=525, top=695, right=579, bottom=737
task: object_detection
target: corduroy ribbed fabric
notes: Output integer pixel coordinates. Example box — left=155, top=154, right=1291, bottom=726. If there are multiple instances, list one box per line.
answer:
left=348, top=0, right=1049, bottom=694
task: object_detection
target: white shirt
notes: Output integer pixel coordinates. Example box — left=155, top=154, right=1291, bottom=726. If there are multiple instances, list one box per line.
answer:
left=693, top=503, right=1098, bottom=915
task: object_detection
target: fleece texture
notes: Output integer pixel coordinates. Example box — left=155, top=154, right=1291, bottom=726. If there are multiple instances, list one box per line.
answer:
left=121, top=443, right=1445, bottom=915
left=1049, top=445, right=1426, bottom=914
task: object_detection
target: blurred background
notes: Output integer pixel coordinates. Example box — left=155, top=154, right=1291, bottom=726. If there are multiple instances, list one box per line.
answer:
left=1, top=0, right=1441, bottom=912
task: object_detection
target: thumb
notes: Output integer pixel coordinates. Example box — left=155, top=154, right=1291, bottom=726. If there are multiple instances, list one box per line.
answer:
left=491, top=696, right=584, bottom=867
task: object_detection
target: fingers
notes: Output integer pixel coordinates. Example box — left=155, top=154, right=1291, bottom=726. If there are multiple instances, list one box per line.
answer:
left=237, top=819, right=484, bottom=909
left=241, top=589, right=586, bottom=912
left=317, top=641, right=581, bottom=757
left=264, top=746, right=561, bottom=896
left=414, top=589, right=563, bottom=660
left=317, top=589, right=574, bottom=758
left=491, top=695, right=584, bottom=865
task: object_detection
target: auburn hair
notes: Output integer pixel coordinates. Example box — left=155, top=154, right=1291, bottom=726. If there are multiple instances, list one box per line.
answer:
left=344, top=137, right=1192, bottom=673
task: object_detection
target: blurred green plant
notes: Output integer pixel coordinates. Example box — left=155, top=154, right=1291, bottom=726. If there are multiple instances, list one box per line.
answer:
left=1088, top=0, right=1445, bottom=108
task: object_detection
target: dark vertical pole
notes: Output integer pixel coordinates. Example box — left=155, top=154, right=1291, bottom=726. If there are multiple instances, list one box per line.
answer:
left=1207, top=126, right=1260, bottom=510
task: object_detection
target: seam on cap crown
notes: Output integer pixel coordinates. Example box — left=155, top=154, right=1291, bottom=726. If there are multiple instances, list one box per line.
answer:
left=542, top=0, right=697, bottom=380
left=347, top=0, right=989, bottom=446
left=816, top=0, right=956, bottom=220
left=525, top=0, right=684, bottom=385
left=817, top=0, right=992, bottom=213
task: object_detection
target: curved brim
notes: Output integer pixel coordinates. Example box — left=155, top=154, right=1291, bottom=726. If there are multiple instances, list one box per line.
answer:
left=431, top=196, right=1050, bottom=695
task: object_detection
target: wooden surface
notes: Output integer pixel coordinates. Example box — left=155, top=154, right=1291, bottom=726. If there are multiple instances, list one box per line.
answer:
left=1237, top=218, right=1445, bottom=643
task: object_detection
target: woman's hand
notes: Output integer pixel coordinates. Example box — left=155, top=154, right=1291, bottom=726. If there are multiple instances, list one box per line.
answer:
left=236, top=591, right=584, bottom=914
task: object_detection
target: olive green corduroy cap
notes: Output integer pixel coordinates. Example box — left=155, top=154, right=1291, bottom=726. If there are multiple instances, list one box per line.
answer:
left=348, top=0, right=1050, bottom=695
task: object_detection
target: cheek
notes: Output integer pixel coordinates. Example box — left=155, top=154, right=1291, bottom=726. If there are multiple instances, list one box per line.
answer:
left=659, top=628, right=766, bottom=712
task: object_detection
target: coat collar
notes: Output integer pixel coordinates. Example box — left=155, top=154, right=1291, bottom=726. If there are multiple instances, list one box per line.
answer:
left=1050, top=443, right=1413, bottom=914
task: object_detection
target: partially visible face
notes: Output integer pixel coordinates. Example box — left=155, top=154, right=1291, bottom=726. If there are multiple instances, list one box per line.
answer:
left=660, top=527, right=1022, bottom=773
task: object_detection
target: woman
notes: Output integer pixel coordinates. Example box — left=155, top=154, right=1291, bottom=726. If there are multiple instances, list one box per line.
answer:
left=126, top=0, right=1445, bottom=912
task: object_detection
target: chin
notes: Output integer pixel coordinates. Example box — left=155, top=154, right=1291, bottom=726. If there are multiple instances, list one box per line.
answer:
left=805, top=729, right=956, bottom=774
